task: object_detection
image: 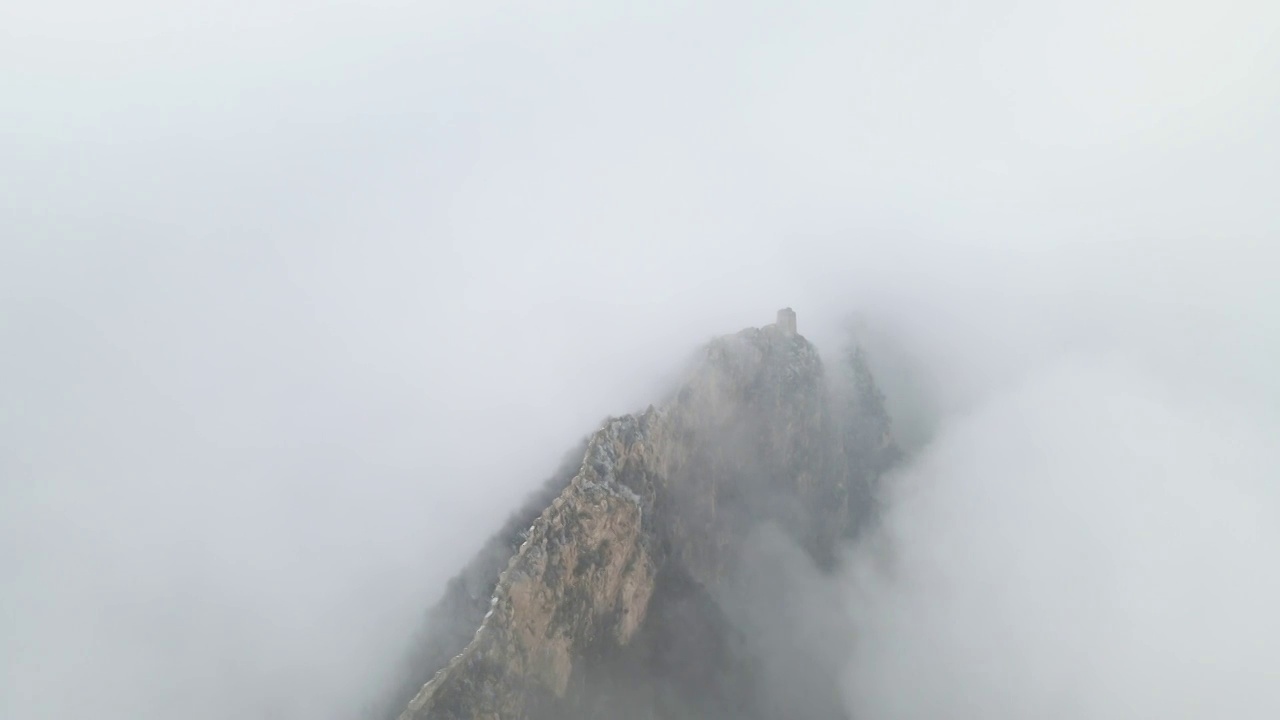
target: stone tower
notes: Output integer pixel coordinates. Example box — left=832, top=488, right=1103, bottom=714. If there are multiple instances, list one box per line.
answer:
left=776, top=307, right=797, bottom=334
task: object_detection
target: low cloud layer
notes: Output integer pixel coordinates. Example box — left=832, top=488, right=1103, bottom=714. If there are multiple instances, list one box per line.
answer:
left=3, top=1, right=1278, bottom=718
left=842, top=353, right=1280, bottom=718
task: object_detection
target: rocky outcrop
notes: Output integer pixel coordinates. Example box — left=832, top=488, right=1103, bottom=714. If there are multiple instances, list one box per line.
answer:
left=388, top=321, right=895, bottom=720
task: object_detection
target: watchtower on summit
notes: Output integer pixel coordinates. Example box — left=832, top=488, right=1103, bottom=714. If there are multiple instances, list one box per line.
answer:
left=776, top=307, right=797, bottom=334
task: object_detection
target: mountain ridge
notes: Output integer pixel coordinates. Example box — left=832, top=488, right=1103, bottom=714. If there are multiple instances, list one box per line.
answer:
left=384, top=317, right=896, bottom=720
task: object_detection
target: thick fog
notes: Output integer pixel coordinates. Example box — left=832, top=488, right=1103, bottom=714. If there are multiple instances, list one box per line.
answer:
left=3, top=1, right=1278, bottom=718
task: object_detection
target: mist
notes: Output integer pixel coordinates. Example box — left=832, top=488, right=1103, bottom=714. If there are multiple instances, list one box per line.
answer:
left=842, top=357, right=1280, bottom=718
left=3, top=0, right=1278, bottom=718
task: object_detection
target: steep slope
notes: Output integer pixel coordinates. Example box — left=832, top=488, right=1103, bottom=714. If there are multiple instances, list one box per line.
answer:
left=389, top=317, right=895, bottom=720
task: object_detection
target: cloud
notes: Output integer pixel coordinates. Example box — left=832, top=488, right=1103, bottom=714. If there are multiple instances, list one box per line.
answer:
left=2, top=0, right=1277, bottom=718
left=841, top=353, right=1280, bottom=718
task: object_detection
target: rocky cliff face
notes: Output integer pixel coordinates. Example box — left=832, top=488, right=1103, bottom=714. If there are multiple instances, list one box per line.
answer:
left=385, top=321, right=895, bottom=720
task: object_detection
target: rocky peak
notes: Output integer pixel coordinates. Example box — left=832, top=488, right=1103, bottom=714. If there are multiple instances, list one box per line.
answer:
left=384, top=315, right=894, bottom=720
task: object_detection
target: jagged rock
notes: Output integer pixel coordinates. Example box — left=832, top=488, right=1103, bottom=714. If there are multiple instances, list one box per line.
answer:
left=387, top=319, right=894, bottom=720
